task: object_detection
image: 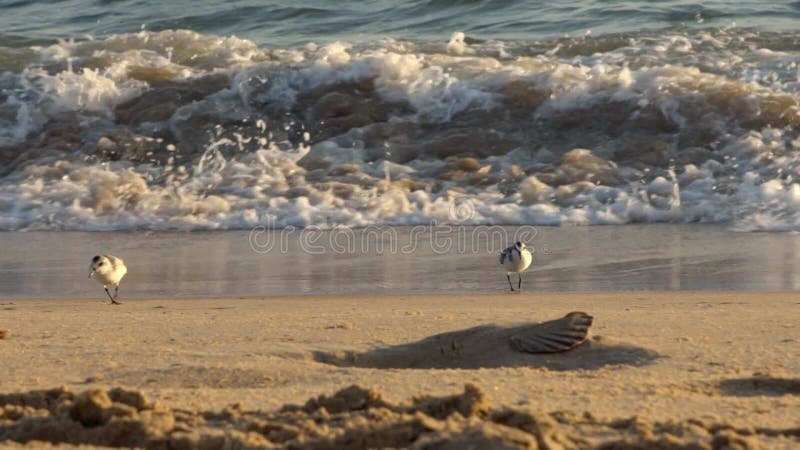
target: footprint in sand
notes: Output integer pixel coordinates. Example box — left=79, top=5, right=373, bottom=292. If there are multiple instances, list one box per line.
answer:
left=719, top=377, right=800, bottom=397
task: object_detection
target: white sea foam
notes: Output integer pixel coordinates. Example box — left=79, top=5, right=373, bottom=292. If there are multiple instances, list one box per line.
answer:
left=2, top=29, right=800, bottom=231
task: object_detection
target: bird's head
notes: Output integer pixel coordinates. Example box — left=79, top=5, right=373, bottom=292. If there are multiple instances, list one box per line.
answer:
left=89, top=255, right=111, bottom=278
left=516, top=241, right=534, bottom=253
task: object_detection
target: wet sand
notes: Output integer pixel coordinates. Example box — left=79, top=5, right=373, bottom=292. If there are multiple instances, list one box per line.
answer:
left=5, top=224, right=800, bottom=299
left=1, top=292, right=798, bottom=449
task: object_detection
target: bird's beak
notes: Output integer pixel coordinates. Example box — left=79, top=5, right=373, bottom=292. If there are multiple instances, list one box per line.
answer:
left=89, top=270, right=94, bottom=279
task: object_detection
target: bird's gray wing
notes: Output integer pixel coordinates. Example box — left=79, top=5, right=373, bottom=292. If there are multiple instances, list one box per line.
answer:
left=499, top=247, right=510, bottom=265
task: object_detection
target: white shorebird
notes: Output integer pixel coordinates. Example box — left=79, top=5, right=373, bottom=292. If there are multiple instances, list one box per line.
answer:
left=499, top=241, right=533, bottom=291
left=88, top=255, right=127, bottom=305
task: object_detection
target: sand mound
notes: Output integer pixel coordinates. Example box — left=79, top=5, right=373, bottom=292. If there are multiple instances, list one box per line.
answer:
left=316, top=335, right=659, bottom=370
left=314, top=312, right=657, bottom=370
left=2, top=385, right=797, bottom=450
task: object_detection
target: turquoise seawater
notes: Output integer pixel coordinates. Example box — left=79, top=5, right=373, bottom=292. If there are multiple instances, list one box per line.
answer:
left=5, top=0, right=800, bottom=46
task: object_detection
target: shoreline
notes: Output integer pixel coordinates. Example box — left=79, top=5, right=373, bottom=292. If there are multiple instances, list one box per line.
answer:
left=3, top=288, right=800, bottom=301
left=6, top=224, right=800, bottom=299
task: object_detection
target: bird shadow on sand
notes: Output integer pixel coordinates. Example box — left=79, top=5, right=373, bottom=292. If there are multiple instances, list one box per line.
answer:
left=313, top=312, right=660, bottom=371
left=719, top=377, right=800, bottom=397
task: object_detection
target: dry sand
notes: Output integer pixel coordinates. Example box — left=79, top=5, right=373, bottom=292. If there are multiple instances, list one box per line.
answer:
left=1, top=292, right=798, bottom=449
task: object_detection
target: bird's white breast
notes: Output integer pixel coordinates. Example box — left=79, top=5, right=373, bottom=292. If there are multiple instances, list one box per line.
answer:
left=501, top=247, right=532, bottom=272
left=93, top=259, right=127, bottom=286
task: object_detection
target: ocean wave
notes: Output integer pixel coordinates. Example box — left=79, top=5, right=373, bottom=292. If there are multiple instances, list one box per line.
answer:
left=2, top=28, right=800, bottom=231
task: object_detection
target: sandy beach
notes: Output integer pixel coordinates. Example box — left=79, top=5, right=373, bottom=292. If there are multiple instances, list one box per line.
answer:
left=1, top=292, right=798, bottom=449
left=6, top=0, right=800, bottom=446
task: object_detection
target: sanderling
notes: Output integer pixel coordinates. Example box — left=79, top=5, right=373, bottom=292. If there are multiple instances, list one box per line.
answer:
left=499, top=241, right=533, bottom=291
left=88, top=255, right=127, bottom=305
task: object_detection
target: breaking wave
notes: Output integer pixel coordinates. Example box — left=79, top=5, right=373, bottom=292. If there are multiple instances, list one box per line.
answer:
left=2, top=28, right=800, bottom=231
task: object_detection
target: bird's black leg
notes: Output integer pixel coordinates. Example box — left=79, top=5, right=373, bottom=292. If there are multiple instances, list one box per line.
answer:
left=507, top=274, right=515, bottom=291
left=111, top=285, right=121, bottom=305
left=518, top=273, right=522, bottom=290
left=104, top=287, right=115, bottom=304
